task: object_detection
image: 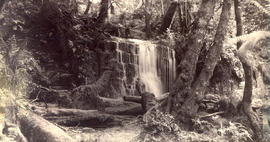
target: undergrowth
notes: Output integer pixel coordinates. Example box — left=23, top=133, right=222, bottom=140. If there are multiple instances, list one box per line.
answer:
left=140, top=108, right=253, bottom=142
left=0, top=35, right=36, bottom=118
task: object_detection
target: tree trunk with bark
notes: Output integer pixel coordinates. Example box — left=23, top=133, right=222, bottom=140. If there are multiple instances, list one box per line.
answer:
left=176, top=0, right=232, bottom=123
left=160, top=0, right=164, bottom=15
left=45, top=110, right=135, bottom=128
left=166, top=0, right=216, bottom=113
left=144, top=0, right=152, bottom=38
left=178, top=2, right=193, bottom=34
left=84, top=0, right=92, bottom=15
left=0, top=0, right=5, bottom=11
left=19, top=112, right=75, bottom=142
left=159, top=1, right=178, bottom=34
left=234, top=0, right=243, bottom=49
left=97, top=0, right=110, bottom=23
left=234, top=1, right=263, bottom=140
left=240, top=60, right=263, bottom=140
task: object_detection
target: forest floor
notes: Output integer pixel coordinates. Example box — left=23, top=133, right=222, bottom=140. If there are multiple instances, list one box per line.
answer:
left=26, top=80, right=269, bottom=142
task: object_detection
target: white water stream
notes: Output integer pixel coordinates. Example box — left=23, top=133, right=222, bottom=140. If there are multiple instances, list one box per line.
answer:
left=128, top=39, right=175, bottom=99
left=138, top=41, right=163, bottom=98
left=126, top=39, right=176, bottom=99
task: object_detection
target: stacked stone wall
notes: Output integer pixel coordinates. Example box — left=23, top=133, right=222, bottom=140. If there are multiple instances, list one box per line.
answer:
left=100, top=38, right=175, bottom=98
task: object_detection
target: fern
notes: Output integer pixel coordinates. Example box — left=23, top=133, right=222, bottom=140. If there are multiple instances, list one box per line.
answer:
left=217, top=121, right=253, bottom=142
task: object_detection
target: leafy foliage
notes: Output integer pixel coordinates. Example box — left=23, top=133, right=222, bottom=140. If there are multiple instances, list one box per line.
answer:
left=143, top=109, right=180, bottom=133
left=217, top=121, right=252, bottom=142
left=242, top=0, right=270, bottom=33
left=0, top=35, right=33, bottom=97
left=142, top=108, right=253, bottom=142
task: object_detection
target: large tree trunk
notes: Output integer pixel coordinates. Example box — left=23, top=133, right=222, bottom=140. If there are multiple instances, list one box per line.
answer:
left=1, top=101, right=27, bottom=142
left=234, top=1, right=263, bottom=140
left=176, top=0, right=232, bottom=123
left=237, top=39, right=265, bottom=140
left=45, top=110, right=135, bottom=128
left=240, top=61, right=263, bottom=140
left=166, top=0, right=216, bottom=113
left=19, top=112, right=75, bottom=142
left=159, top=1, right=178, bottom=34
left=2, top=99, right=74, bottom=142
left=41, top=108, right=136, bottom=128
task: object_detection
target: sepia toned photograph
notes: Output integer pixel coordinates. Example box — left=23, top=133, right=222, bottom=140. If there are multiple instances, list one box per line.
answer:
left=0, top=0, right=269, bottom=141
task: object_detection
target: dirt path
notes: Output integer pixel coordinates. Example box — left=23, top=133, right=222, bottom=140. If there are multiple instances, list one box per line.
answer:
left=66, top=120, right=143, bottom=142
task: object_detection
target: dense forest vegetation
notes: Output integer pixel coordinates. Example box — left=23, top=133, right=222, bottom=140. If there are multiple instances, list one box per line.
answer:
left=0, top=0, right=269, bottom=142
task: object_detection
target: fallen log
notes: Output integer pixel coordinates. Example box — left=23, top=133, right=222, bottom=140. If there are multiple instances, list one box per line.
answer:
left=44, top=110, right=135, bottom=128
left=123, top=96, right=142, bottom=103
left=33, top=98, right=143, bottom=116
left=45, top=108, right=99, bottom=117
left=31, top=107, right=138, bottom=128
left=104, top=102, right=143, bottom=115
left=122, top=93, right=157, bottom=112
left=3, top=96, right=74, bottom=142
left=123, top=93, right=170, bottom=103
left=19, top=112, right=75, bottom=142
left=99, top=97, right=125, bottom=107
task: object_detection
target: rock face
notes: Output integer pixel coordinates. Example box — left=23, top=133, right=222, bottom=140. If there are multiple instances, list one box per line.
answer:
left=99, top=37, right=176, bottom=98
left=99, top=38, right=139, bottom=98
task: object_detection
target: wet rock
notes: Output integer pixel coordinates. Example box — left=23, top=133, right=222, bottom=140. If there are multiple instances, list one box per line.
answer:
left=112, top=63, right=125, bottom=78
left=110, top=78, right=126, bottom=97
left=119, top=43, right=127, bottom=51
left=102, top=38, right=175, bottom=97
left=126, top=64, right=138, bottom=84
left=129, top=54, right=137, bottom=64
left=105, top=41, right=118, bottom=51
left=122, top=52, right=130, bottom=63
left=126, top=43, right=137, bottom=54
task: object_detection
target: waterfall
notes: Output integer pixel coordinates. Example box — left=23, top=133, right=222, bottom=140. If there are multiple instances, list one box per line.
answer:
left=128, top=39, right=175, bottom=98
left=138, top=41, right=163, bottom=98
left=168, top=47, right=176, bottom=91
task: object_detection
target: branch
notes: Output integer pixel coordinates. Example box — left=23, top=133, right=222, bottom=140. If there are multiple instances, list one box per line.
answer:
left=246, top=0, right=270, bottom=17
left=198, top=111, right=225, bottom=119
left=83, top=0, right=91, bottom=15
left=135, top=0, right=144, bottom=10
left=28, top=81, right=65, bottom=93
left=0, top=0, right=5, bottom=11
left=227, top=31, right=270, bottom=45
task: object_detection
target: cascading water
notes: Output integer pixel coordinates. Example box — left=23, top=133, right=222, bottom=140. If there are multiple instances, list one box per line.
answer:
left=128, top=39, right=176, bottom=99
left=138, top=41, right=163, bottom=98
left=167, top=47, right=176, bottom=92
